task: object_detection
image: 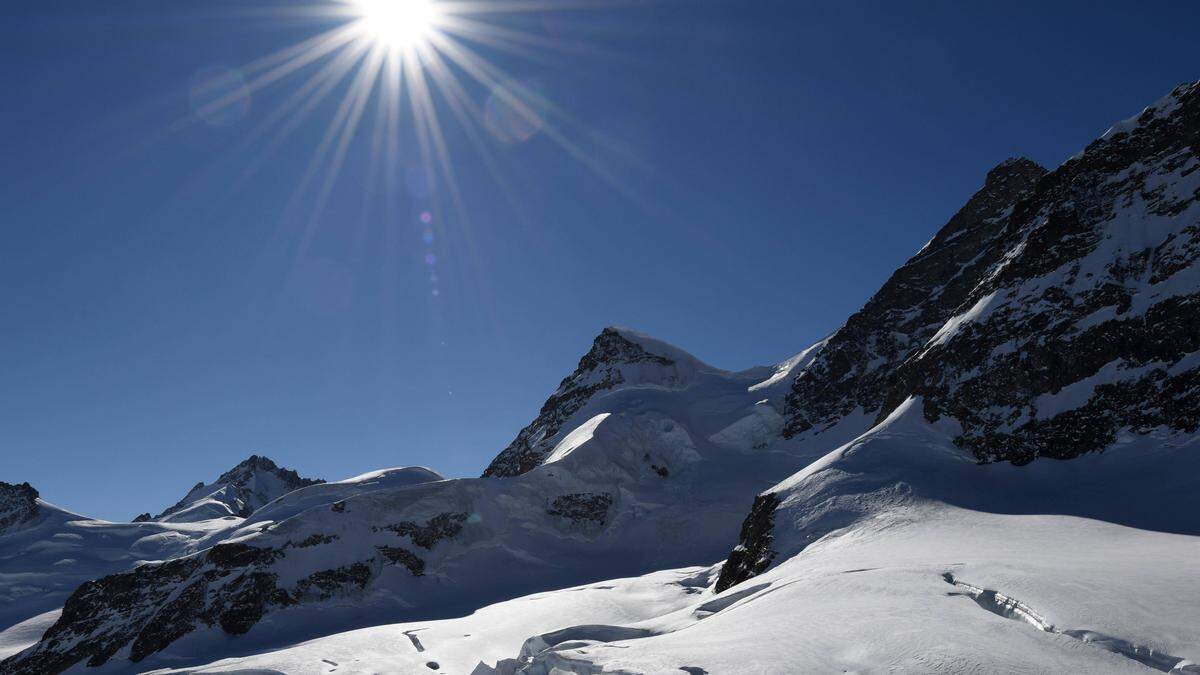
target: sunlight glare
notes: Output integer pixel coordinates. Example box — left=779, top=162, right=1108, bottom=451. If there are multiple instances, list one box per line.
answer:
left=354, top=0, right=439, bottom=50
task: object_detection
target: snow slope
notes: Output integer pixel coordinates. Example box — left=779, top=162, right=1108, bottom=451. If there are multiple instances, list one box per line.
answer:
left=498, top=401, right=1200, bottom=674
left=1, top=329, right=866, bottom=673
left=0, top=464, right=442, bottom=650
left=158, top=401, right=1200, bottom=674
left=0, top=492, right=234, bottom=636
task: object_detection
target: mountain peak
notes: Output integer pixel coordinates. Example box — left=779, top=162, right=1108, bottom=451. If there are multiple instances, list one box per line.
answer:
left=984, top=156, right=1046, bottom=186
left=0, top=481, right=40, bottom=533
left=215, top=454, right=287, bottom=484
left=483, top=326, right=716, bottom=478
left=154, top=456, right=324, bottom=522
left=588, top=326, right=720, bottom=374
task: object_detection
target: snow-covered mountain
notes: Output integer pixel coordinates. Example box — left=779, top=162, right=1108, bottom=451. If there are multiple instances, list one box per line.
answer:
left=500, top=81, right=1200, bottom=675
left=0, top=482, right=235, bottom=654
left=152, top=455, right=325, bottom=523
left=2, top=329, right=857, bottom=673
left=0, top=462, right=442, bottom=664
left=4, top=80, right=1200, bottom=674
left=719, top=78, right=1200, bottom=593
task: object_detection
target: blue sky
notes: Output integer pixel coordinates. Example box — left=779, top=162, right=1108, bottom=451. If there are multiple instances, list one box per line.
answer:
left=3, top=0, right=1198, bottom=521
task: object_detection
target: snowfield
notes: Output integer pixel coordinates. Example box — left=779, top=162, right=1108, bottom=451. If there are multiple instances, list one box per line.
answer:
left=132, top=402, right=1200, bottom=674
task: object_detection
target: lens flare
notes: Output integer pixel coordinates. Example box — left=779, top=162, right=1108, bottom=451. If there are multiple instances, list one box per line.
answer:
left=352, top=0, right=439, bottom=50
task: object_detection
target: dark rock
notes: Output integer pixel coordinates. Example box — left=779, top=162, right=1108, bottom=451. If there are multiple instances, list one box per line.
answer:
left=287, top=533, right=338, bottom=548
left=714, top=493, right=781, bottom=593
left=293, top=563, right=373, bottom=600
left=379, top=512, right=468, bottom=549
left=546, top=492, right=613, bottom=527
left=0, top=482, right=40, bottom=533
left=377, top=546, right=426, bottom=576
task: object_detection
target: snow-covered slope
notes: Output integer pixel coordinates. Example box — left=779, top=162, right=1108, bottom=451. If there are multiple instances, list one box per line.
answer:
left=0, top=483, right=236, bottom=641
left=152, top=455, right=325, bottom=523
left=490, top=401, right=1200, bottom=674
left=0, top=463, right=442, bottom=661
left=1, top=330, right=847, bottom=673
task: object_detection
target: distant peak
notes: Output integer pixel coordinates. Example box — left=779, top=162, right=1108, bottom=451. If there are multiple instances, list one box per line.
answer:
left=586, top=326, right=719, bottom=374
left=153, top=455, right=324, bottom=521
left=214, top=454, right=320, bottom=489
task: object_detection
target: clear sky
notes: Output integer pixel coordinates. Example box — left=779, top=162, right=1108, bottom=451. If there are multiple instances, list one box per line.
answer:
left=3, top=0, right=1198, bottom=521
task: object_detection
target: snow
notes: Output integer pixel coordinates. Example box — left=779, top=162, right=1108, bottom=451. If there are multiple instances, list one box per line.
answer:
left=748, top=336, right=829, bottom=394
left=0, top=610, right=59, bottom=660
left=500, top=506, right=1200, bottom=674
left=141, top=567, right=714, bottom=675
left=0, top=500, right=236, bottom=633
left=543, top=413, right=610, bottom=465
left=924, top=291, right=997, bottom=348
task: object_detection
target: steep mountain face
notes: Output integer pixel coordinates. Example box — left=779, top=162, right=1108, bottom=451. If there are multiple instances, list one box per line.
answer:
left=0, top=484, right=39, bottom=535
left=2, top=330, right=835, bottom=673
left=785, top=82, right=1200, bottom=466
left=718, top=80, right=1200, bottom=593
left=484, top=327, right=713, bottom=477
left=781, top=157, right=1047, bottom=437
left=154, top=455, right=325, bottom=522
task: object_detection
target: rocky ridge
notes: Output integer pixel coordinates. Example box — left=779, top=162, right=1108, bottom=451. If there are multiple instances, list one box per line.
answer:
left=155, top=454, right=325, bottom=521
left=718, top=80, right=1200, bottom=592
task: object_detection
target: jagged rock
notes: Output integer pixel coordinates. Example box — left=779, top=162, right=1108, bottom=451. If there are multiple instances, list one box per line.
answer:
left=132, top=512, right=153, bottom=523
left=0, top=482, right=39, bottom=533
left=154, top=454, right=324, bottom=521
left=714, top=493, right=781, bottom=593
left=782, top=157, right=1048, bottom=438
left=719, top=80, right=1200, bottom=595
left=781, top=82, right=1200, bottom=466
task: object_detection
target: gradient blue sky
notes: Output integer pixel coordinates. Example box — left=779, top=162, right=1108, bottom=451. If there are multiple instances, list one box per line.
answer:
left=3, top=0, right=1198, bottom=520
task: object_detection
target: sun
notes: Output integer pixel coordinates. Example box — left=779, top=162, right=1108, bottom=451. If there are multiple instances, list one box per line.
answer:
left=352, top=0, right=440, bottom=50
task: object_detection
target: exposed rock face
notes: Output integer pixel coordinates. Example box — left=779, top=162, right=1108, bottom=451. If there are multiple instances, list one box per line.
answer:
left=377, top=512, right=468, bottom=549
left=713, top=493, right=781, bottom=593
left=786, top=81, right=1200, bottom=466
left=483, top=328, right=679, bottom=478
left=0, top=482, right=40, bottom=534
left=719, top=80, right=1200, bottom=593
left=890, top=82, right=1200, bottom=464
left=155, top=454, right=324, bottom=521
left=782, top=157, right=1048, bottom=438
left=546, top=492, right=614, bottom=527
